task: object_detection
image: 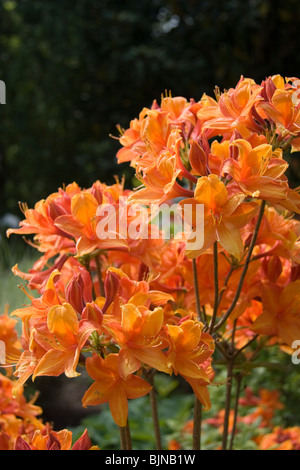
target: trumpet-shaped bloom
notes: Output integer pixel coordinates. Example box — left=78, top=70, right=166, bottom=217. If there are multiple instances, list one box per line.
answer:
left=6, top=184, right=80, bottom=266
left=31, top=303, right=95, bottom=379
left=54, top=190, right=128, bottom=256
left=197, top=77, right=263, bottom=139
left=180, top=174, right=259, bottom=260
left=129, top=130, right=194, bottom=204
left=14, top=427, right=97, bottom=450
left=258, top=83, right=300, bottom=146
left=222, top=139, right=289, bottom=203
left=82, top=353, right=152, bottom=427
left=251, top=280, right=300, bottom=347
left=166, top=319, right=214, bottom=409
left=104, top=298, right=171, bottom=379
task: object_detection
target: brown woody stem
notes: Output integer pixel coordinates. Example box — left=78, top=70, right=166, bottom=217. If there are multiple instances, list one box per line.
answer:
left=192, top=258, right=203, bottom=323
left=192, top=397, right=203, bottom=450
left=149, top=374, right=162, bottom=450
left=208, top=241, right=219, bottom=334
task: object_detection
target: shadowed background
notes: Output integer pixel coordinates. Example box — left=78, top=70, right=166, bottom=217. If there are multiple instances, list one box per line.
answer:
left=0, top=0, right=300, bottom=218
left=0, top=0, right=300, bottom=430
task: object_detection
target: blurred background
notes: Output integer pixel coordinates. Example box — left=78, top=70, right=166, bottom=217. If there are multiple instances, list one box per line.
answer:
left=1, top=0, right=300, bottom=220
left=0, top=0, right=300, bottom=433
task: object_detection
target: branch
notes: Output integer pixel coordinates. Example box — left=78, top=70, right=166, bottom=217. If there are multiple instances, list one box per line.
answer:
left=208, top=241, right=219, bottom=334
left=192, top=258, right=204, bottom=323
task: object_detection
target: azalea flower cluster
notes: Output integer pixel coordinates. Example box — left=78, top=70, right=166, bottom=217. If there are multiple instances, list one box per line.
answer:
left=116, top=74, right=300, bottom=351
left=5, top=181, right=215, bottom=429
left=0, top=370, right=96, bottom=450
left=1, top=74, right=300, bottom=450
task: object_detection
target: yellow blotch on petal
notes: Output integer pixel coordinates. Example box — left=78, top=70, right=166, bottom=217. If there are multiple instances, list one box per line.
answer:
left=194, top=174, right=228, bottom=213
left=47, top=303, right=79, bottom=337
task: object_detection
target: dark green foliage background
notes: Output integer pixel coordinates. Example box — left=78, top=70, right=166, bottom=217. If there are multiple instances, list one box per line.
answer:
left=0, top=0, right=300, bottom=216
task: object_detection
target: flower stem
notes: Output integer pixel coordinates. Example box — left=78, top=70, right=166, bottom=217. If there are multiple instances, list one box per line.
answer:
left=149, top=375, right=162, bottom=450
left=192, top=258, right=203, bottom=323
left=222, top=357, right=234, bottom=450
left=125, top=421, right=132, bottom=450
left=208, top=241, right=219, bottom=334
left=192, top=397, right=202, bottom=450
left=192, top=257, right=203, bottom=449
left=229, top=373, right=243, bottom=450
left=119, top=421, right=132, bottom=450
left=119, top=426, right=127, bottom=450
left=95, top=255, right=105, bottom=297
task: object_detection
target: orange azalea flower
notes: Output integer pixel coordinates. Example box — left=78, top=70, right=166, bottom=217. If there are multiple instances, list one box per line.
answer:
left=0, top=372, right=45, bottom=450
left=31, top=302, right=95, bottom=379
left=198, top=77, right=263, bottom=139
left=11, top=269, right=63, bottom=325
left=117, top=105, right=172, bottom=166
left=129, top=130, right=194, bottom=204
left=11, top=267, right=96, bottom=390
left=104, top=299, right=171, bottom=379
left=116, top=96, right=196, bottom=166
left=138, top=104, right=177, bottom=158
left=221, top=139, right=290, bottom=204
left=54, top=189, right=128, bottom=257
left=7, top=180, right=129, bottom=264
left=205, top=139, right=231, bottom=176
left=14, top=427, right=98, bottom=450
left=132, top=149, right=193, bottom=204
left=251, top=280, right=300, bottom=347
left=160, top=96, right=196, bottom=127
left=116, top=108, right=148, bottom=164
left=165, top=319, right=214, bottom=409
left=100, top=267, right=174, bottom=312
left=180, top=174, right=259, bottom=260
left=82, top=353, right=152, bottom=427
left=257, top=77, right=300, bottom=150
left=11, top=253, right=70, bottom=293
left=6, top=183, right=80, bottom=267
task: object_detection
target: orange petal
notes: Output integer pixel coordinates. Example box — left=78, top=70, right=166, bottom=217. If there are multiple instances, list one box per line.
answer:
left=133, top=347, right=170, bottom=374
left=82, top=380, right=112, bottom=407
left=121, top=304, right=142, bottom=335
left=194, top=174, right=228, bottom=212
left=184, top=378, right=211, bottom=410
left=217, top=222, right=244, bottom=260
left=118, top=348, right=141, bottom=380
left=109, top=386, right=128, bottom=427
left=47, top=303, right=79, bottom=337
left=139, top=307, right=164, bottom=338
left=251, top=311, right=278, bottom=336
left=33, top=349, right=78, bottom=379
left=123, top=374, right=152, bottom=399
left=174, top=357, right=211, bottom=380
left=71, top=192, right=99, bottom=227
